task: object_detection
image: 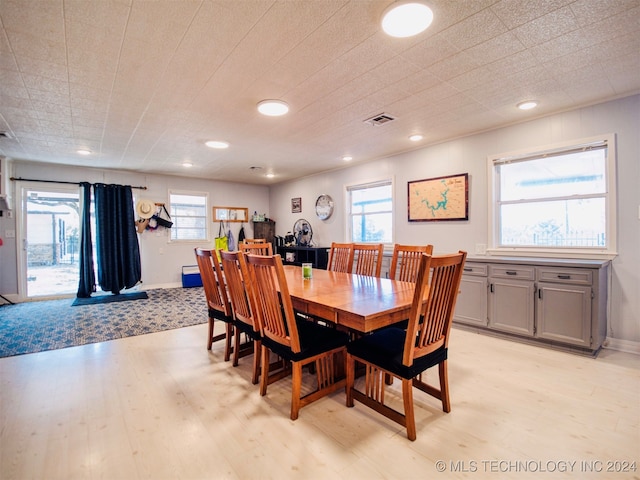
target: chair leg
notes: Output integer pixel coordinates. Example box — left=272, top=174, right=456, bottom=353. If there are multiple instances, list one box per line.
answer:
left=439, top=360, right=451, bottom=413
left=346, top=353, right=355, bottom=407
left=251, top=340, right=261, bottom=385
left=232, top=326, right=241, bottom=366
left=259, top=345, right=270, bottom=396
left=207, top=318, right=214, bottom=350
left=290, top=361, right=303, bottom=420
left=402, top=378, right=416, bottom=441
left=223, top=323, right=233, bottom=361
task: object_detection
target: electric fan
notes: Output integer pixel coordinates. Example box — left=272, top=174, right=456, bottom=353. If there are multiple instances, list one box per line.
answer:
left=292, top=219, right=313, bottom=247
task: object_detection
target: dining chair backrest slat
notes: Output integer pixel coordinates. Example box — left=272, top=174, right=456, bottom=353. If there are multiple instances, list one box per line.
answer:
left=245, top=254, right=300, bottom=352
left=195, top=248, right=232, bottom=318
left=327, top=242, right=354, bottom=273
left=389, top=244, right=434, bottom=282
left=240, top=242, right=273, bottom=256
left=353, top=243, right=383, bottom=277
left=403, top=251, right=467, bottom=365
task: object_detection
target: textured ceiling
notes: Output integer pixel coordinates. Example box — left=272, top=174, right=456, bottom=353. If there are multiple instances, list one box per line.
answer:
left=1, top=0, right=639, bottom=185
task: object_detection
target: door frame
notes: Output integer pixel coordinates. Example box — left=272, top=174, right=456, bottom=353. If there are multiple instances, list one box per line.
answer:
left=15, top=181, right=82, bottom=300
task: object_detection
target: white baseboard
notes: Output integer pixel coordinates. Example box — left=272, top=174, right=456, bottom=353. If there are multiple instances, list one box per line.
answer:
left=603, top=337, right=640, bottom=355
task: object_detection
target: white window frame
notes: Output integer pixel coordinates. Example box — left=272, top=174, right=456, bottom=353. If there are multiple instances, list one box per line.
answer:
left=487, top=133, right=617, bottom=259
left=168, top=190, right=209, bottom=243
left=345, top=177, right=394, bottom=246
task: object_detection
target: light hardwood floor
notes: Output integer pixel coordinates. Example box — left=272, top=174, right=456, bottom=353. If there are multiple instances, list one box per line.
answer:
left=1, top=324, right=638, bottom=479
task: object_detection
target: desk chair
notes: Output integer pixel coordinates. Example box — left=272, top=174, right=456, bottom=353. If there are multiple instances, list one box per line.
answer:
left=327, top=242, right=354, bottom=273
left=389, top=244, right=434, bottom=282
left=353, top=243, right=383, bottom=277
left=346, top=251, right=467, bottom=441
left=245, top=253, right=349, bottom=420
left=194, top=248, right=234, bottom=360
left=219, top=250, right=262, bottom=384
left=240, top=242, right=273, bottom=256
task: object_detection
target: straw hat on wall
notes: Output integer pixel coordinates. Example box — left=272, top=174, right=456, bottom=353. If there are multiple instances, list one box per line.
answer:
left=136, top=199, right=155, bottom=219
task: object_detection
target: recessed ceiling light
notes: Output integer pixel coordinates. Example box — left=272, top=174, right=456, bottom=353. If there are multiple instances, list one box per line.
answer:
left=409, top=134, right=423, bottom=142
left=342, top=155, right=353, bottom=161
left=257, top=100, right=289, bottom=116
left=517, top=100, right=538, bottom=110
left=205, top=140, right=229, bottom=149
left=77, top=149, right=91, bottom=155
left=381, top=1, right=434, bottom=38
left=265, top=173, right=275, bottom=178
left=182, top=161, right=193, bottom=168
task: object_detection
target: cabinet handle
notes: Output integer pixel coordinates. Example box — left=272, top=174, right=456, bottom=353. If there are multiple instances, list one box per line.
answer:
left=538, top=288, right=542, bottom=299
left=506, top=271, right=517, bottom=275
left=464, top=267, right=473, bottom=272
left=557, top=274, right=571, bottom=280
left=490, top=283, right=494, bottom=293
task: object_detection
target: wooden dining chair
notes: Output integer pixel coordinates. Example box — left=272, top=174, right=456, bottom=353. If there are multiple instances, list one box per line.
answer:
left=326, top=242, right=354, bottom=273
left=219, top=250, right=263, bottom=384
left=240, top=242, right=273, bottom=256
left=242, top=238, right=266, bottom=244
left=346, top=251, right=467, bottom=441
left=194, top=248, right=234, bottom=360
left=389, top=244, right=434, bottom=282
left=245, top=253, right=350, bottom=420
left=352, top=243, right=384, bottom=277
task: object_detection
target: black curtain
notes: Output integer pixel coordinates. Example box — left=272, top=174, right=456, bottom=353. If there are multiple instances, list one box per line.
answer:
left=76, top=182, right=95, bottom=298
left=94, top=184, right=141, bottom=294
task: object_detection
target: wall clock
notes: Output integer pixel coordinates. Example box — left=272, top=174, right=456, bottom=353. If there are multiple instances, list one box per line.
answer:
left=315, top=194, right=334, bottom=220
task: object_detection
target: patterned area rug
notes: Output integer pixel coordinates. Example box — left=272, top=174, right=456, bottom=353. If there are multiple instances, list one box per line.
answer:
left=0, top=287, right=208, bottom=358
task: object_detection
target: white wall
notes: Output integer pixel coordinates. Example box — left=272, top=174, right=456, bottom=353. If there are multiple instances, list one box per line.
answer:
left=0, top=162, right=270, bottom=293
left=269, top=95, right=640, bottom=345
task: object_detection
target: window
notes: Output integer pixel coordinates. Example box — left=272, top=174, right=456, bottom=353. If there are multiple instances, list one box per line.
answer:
left=168, top=191, right=208, bottom=242
left=347, top=179, right=393, bottom=244
left=489, top=134, right=616, bottom=256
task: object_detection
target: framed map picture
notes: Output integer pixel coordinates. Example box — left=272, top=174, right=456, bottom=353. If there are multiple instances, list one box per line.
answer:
left=408, top=173, right=468, bottom=221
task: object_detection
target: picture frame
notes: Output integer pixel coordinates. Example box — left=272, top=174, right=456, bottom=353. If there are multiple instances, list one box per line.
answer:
left=408, top=173, right=469, bottom=222
left=291, top=197, right=302, bottom=213
left=212, top=206, right=248, bottom=223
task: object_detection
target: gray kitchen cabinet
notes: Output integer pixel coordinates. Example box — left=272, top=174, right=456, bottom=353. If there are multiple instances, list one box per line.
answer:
left=488, top=264, right=535, bottom=336
left=454, top=263, right=488, bottom=327
left=535, top=267, right=594, bottom=348
left=453, top=257, right=609, bottom=355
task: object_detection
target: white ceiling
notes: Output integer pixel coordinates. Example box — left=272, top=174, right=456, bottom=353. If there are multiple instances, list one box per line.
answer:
left=1, top=0, right=639, bottom=185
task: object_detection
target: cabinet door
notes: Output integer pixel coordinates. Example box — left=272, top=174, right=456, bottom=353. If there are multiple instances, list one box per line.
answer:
left=488, top=279, right=534, bottom=335
left=453, top=275, right=488, bottom=326
left=536, top=282, right=592, bottom=347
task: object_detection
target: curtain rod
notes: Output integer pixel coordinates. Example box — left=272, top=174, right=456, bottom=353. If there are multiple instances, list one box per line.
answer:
left=10, top=177, right=147, bottom=190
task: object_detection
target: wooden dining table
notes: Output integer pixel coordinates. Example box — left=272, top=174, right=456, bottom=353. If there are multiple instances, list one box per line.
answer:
left=282, top=265, right=417, bottom=333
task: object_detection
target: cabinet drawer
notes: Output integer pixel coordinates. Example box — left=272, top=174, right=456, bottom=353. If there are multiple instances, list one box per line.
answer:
left=489, top=264, right=535, bottom=280
left=537, top=267, right=592, bottom=285
left=462, top=263, right=488, bottom=276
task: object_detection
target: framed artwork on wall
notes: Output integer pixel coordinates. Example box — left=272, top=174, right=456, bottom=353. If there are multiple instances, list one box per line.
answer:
left=291, top=197, right=302, bottom=213
left=213, top=206, right=248, bottom=222
left=408, top=173, right=468, bottom=221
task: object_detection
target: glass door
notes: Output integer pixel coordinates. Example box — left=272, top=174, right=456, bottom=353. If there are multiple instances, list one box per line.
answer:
left=19, top=185, right=82, bottom=298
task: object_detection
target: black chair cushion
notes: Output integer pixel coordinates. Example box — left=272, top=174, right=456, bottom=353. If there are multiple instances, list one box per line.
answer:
left=262, top=318, right=349, bottom=362
left=347, top=327, right=447, bottom=379
left=209, top=308, right=233, bottom=323
left=235, top=319, right=260, bottom=339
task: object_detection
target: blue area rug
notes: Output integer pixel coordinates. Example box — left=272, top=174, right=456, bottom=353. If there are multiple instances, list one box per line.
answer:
left=0, top=287, right=207, bottom=357
left=71, top=291, right=148, bottom=306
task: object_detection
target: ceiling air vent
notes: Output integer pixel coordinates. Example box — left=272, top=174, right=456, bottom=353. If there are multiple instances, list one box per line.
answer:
left=364, top=113, right=396, bottom=126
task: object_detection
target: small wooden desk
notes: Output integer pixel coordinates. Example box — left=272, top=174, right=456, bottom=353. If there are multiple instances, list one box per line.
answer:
left=283, top=265, right=416, bottom=333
